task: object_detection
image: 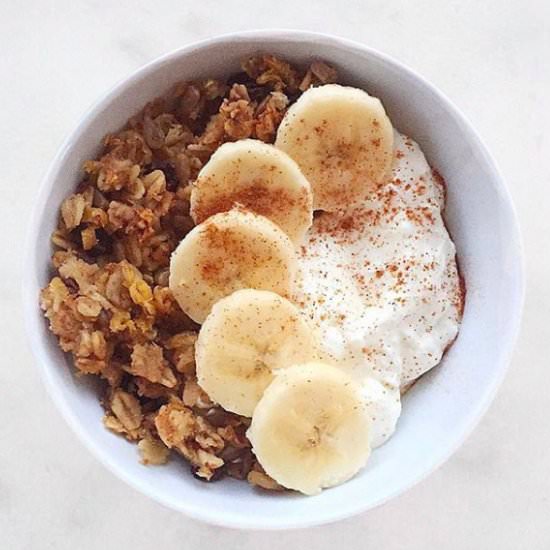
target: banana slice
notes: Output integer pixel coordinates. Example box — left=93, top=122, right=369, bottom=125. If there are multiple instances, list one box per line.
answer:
left=275, top=84, right=394, bottom=211
left=195, top=289, right=317, bottom=416
left=190, top=139, right=313, bottom=244
left=169, top=209, right=297, bottom=323
left=248, top=362, right=371, bottom=495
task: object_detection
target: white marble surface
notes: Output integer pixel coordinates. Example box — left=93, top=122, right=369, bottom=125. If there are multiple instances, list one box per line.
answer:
left=2, top=0, right=549, bottom=547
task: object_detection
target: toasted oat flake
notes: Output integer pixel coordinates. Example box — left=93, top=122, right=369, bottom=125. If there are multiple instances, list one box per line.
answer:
left=111, top=389, right=143, bottom=432
left=138, top=435, right=170, bottom=465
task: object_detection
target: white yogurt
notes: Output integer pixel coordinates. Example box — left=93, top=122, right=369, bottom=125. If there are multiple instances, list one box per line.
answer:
left=296, top=131, right=463, bottom=447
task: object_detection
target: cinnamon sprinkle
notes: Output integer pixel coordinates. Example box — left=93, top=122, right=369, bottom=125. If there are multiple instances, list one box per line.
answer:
left=193, top=177, right=307, bottom=224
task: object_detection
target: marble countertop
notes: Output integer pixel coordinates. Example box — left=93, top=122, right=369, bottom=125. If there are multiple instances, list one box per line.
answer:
left=2, top=0, right=549, bottom=548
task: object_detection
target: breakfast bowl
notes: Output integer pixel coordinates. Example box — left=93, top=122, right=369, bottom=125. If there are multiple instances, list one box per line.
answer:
left=23, top=30, right=524, bottom=529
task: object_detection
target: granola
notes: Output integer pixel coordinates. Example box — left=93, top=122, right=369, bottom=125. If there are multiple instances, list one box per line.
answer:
left=40, top=55, right=337, bottom=486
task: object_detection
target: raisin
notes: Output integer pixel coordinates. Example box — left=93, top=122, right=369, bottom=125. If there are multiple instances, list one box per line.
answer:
left=64, top=278, right=79, bottom=294
left=86, top=228, right=114, bottom=258
left=113, top=342, right=132, bottom=363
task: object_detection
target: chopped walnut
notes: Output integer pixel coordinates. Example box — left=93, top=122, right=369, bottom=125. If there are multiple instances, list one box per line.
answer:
left=82, top=205, right=109, bottom=227
left=103, top=130, right=153, bottom=165
left=88, top=157, right=141, bottom=193
left=155, top=402, right=196, bottom=447
left=220, top=84, right=255, bottom=139
left=107, top=201, right=155, bottom=241
left=154, top=401, right=224, bottom=480
left=128, top=343, right=177, bottom=388
left=242, top=54, right=300, bottom=92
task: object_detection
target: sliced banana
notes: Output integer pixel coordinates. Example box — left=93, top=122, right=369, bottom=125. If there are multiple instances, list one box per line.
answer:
left=190, top=140, right=313, bottom=244
left=195, top=289, right=317, bottom=416
left=247, top=362, right=371, bottom=495
left=275, top=84, right=394, bottom=211
left=169, top=209, right=297, bottom=323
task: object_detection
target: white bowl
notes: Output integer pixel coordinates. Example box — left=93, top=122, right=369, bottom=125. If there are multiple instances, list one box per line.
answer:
left=23, top=30, right=524, bottom=530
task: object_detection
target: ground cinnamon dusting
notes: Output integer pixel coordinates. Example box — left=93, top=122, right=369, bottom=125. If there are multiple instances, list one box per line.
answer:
left=194, top=181, right=303, bottom=224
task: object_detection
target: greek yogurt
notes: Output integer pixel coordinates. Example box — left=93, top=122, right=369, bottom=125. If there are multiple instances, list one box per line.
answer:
left=296, top=131, right=463, bottom=447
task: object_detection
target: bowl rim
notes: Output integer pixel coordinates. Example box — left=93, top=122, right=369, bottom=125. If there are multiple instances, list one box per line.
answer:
left=23, top=29, right=525, bottom=530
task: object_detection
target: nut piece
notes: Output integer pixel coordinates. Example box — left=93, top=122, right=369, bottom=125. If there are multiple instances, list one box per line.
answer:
left=155, top=402, right=195, bottom=447
left=128, top=343, right=177, bottom=388
left=154, top=401, right=225, bottom=480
